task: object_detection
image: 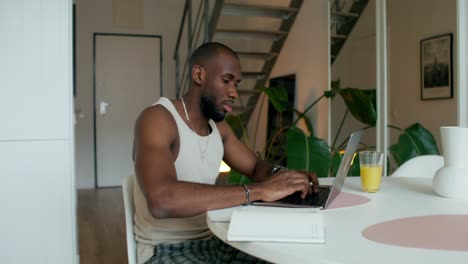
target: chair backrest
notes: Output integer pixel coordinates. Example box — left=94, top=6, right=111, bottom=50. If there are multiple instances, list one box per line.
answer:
left=391, top=155, right=444, bottom=178
left=122, top=175, right=137, bottom=264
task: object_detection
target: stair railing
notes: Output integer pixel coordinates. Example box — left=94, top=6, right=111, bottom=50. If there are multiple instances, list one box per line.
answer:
left=173, top=0, right=224, bottom=97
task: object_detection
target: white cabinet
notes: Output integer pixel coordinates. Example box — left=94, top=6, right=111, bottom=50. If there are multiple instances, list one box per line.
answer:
left=0, top=141, right=75, bottom=263
left=0, top=1, right=76, bottom=263
left=0, top=0, right=71, bottom=141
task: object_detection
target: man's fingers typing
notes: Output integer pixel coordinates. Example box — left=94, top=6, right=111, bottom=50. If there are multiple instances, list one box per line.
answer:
left=305, top=171, right=319, bottom=193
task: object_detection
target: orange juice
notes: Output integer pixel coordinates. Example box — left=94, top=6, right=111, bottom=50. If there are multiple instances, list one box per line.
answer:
left=360, top=165, right=383, bottom=192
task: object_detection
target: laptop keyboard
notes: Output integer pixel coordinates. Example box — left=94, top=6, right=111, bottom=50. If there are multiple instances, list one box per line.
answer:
left=280, top=188, right=331, bottom=207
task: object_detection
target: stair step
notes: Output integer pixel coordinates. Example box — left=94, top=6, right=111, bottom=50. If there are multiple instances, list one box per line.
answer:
left=237, top=89, right=261, bottom=95
left=331, top=34, right=347, bottom=39
left=242, top=72, right=267, bottom=79
left=215, top=29, right=287, bottom=40
left=332, top=11, right=359, bottom=17
left=209, top=0, right=304, bottom=132
left=330, top=11, right=358, bottom=24
left=222, top=3, right=299, bottom=19
left=237, top=51, right=279, bottom=60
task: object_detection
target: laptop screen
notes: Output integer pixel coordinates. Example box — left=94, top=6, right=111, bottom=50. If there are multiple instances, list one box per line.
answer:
left=324, top=130, right=363, bottom=208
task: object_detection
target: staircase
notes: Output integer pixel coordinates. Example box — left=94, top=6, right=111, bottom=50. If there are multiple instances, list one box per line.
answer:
left=330, top=0, right=369, bottom=64
left=173, top=0, right=368, bottom=129
left=174, top=0, right=302, bottom=125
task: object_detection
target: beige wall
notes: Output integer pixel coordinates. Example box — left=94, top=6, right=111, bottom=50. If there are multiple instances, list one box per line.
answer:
left=247, top=0, right=330, bottom=154
left=76, top=0, right=329, bottom=186
left=459, top=0, right=468, bottom=126
left=388, top=0, right=457, bottom=150
left=331, top=0, right=377, bottom=149
left=76, top=0, right=457, bottom=184
left=331, top=0, right=457, bottom=158
left=75, top=0, right=184, bottom=188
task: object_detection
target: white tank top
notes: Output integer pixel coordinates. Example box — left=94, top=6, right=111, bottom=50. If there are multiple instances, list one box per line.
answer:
left=134, top=97, right=224, bottom=264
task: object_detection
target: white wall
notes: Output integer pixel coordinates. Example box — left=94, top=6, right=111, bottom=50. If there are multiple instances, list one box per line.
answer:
left=0, top=1, right=76, bottom=263
left=75, top=0, right=184, bottom=188
left=247, top=0, right=330, bottom=153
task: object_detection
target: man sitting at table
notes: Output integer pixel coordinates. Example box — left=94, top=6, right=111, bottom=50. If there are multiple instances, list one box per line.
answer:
left=133, top=42, right=319, bottom=264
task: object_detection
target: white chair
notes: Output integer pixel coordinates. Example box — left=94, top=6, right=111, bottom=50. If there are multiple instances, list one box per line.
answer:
left=391, top=155, right=444, bottom=178
left=122, top=175, right=137, bottom=264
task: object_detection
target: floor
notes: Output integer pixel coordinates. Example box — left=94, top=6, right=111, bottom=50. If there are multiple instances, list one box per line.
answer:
left=78, top=187, right=128, bottom=264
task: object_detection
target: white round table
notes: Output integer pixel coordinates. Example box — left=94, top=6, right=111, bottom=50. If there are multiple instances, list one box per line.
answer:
left=207, top=177, right=468, bottom=264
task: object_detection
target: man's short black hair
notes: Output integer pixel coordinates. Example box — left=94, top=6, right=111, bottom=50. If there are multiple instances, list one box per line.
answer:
left=189, top=42, right=239, bottom=69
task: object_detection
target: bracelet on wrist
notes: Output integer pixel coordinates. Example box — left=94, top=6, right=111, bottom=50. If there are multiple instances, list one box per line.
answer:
left=271, top=165, right=288, bottom=175
left=241, top=184, right=251, bottom=206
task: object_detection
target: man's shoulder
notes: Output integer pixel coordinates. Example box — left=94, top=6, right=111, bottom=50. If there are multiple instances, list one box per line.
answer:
left=139, top=104, right=173, bottom=122
left=135, top=103, right=177, bottom=136
left=140, top=96, right=177, bottom=117
left=213, top=120, right=235, bottom=140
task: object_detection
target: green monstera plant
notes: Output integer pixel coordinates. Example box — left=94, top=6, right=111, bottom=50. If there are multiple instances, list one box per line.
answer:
left=225, top=81, right=440, bottom=183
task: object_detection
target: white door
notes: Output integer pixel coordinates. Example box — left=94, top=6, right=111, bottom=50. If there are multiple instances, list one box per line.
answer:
left=95, top=34, right=161, bottom=187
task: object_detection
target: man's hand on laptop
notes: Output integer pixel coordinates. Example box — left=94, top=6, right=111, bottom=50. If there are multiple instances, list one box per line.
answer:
left=256, top=170, right=319, bottom=202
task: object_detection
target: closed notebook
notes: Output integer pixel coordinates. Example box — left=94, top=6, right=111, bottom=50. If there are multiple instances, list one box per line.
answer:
left=208, top=206, right=318, bottom=222
left=227, top=207, right=325, bottom=243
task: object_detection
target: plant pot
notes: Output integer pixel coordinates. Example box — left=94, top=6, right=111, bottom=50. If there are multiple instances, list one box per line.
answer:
left=433, top=126, right=468, bottom=198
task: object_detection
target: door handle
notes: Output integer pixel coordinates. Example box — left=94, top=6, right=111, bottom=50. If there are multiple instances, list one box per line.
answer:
left=99, top=101, right=110, bottom=115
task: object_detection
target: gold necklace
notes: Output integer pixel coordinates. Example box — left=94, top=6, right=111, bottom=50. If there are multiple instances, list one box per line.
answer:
left=180, top=97, right=209, bottom=158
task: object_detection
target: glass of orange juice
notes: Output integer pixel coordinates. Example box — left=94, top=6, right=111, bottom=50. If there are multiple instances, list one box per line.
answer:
left=359, top=151, right=384, bottom=192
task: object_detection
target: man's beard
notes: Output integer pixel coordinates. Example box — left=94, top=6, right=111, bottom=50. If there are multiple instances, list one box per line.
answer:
left=200, top=95, right=225, bottom=122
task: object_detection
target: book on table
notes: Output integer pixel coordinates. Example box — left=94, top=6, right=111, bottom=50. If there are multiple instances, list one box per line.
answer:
left=227, top=207, right=325, bottom=243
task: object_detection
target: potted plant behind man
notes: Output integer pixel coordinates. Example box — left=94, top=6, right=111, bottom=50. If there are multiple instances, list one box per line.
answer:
left=225, top=81, right=439, bottom=184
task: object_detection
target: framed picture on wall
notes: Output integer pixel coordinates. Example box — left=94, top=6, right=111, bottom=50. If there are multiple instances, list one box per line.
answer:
left=420, top=33, right=453, bottom=100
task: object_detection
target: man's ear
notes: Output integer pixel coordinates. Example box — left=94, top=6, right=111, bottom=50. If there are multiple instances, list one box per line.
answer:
left=192, top=65, right=205, bottom=85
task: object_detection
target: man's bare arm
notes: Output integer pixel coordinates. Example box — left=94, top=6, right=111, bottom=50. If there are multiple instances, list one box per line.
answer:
left=218, top=121, right=319, bottom=201
left=134, top=106, right=264, bottom=219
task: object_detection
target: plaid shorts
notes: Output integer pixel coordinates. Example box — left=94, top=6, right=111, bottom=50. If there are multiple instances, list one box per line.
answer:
left=144, top=236, right=269, bottom=264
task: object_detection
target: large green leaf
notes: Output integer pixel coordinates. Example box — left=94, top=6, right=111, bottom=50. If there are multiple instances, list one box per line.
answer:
left=307, top=136, right=330, bottom=178
left=262, top=86, right=288, bottom=112
left=389, top=144, right=401, bottom=167
left=389, top=123, right=440, bottom=166
left=337, top=88, right=377, bottom=126
left=390, top=134, right=418, bottom=166
left=405, top=123, right=440, bottom=155
left=286, top=127, right=309, bottom=171
left=227, top=169, right=251, bottom=185
left=286, top=127, right=330, bottom=178
left=294, top=109, right=314, bottom=135
left=225, top=114, right=243, bottom=131
left=225, top=114, right=245, bottom=139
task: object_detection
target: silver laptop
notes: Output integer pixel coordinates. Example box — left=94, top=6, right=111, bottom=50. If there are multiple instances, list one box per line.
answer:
left=253, top=130, right=363, bottom=209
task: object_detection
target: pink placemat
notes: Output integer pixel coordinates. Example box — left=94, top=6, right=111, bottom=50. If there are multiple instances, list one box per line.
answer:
left=363, top=215, right=468, bottom=251
left=327, top=191, right=371, bottom=209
